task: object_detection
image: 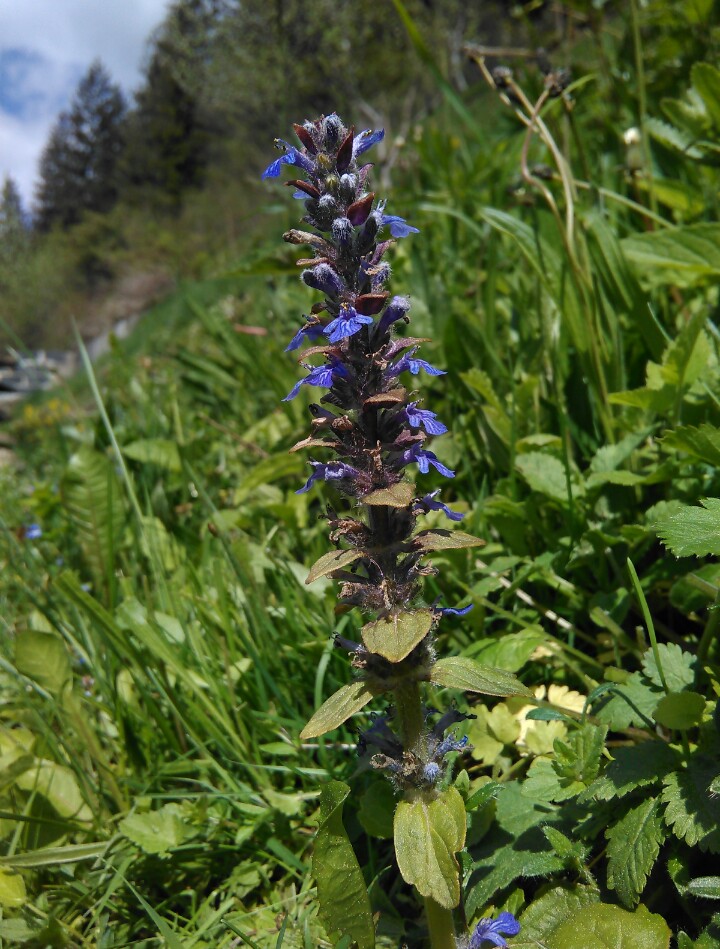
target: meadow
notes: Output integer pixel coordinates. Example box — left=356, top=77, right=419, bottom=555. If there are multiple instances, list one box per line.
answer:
left=1, top=1, right=720, bottom=945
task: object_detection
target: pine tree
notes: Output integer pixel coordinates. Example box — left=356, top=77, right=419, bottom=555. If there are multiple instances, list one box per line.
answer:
left=0, top=176, right=28, bottom=268
left=35, top=60, right=126, bottom=230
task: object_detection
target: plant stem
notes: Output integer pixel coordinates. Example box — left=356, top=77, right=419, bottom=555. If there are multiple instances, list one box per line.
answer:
left=425, top=897, right=456, bottom=949
left=394, top=680, right=424, bottom=754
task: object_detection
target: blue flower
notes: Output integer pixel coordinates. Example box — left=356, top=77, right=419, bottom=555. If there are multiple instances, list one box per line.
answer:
left=381, top=213, right=420, bottom=238
left=296, top=461, right=360, bottom=494
left=423, top=762, right=442, bottom=783
left=324, top=305, right=374, bottom=343
left=416, top=490, right=464, bottom=521
left=353, top=128, right=385, bottom=158
left=437, top=733, right=469, bottom=756
left=25, top=523, right=42, bottom=540
left=387, top=348, right=446, bottom=378
left=377, top=295, right=411, bottom=334
left=283, top=361, right=347, bottom=401
left=286, top=320, right=325, bottom=352
left=404, top=403, right=448, bottom=435
left=438, top=603, right=474, bottom=617
left=302, top=263, right=345, bottom=297
left=400, top=445, right=455, bottom=478
left=262, top=140, right=315, bottom=179
left=469, top=912, right=520, bottom=948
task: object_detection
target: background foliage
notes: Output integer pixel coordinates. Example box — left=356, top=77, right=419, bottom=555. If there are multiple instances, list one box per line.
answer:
left=1, top=0, right=720, bottom=946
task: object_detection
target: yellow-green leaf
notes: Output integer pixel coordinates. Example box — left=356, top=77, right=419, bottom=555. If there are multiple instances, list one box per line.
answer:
left=394, top=787, right=466, bottom=909
left=413, top=530, right=485, bottom=553
left=306, top=548, right=363, bottom=584
left=363, top=482, right=414, bottom=507
left=0, top=868, right=26, bottom=908
left=15, top=630, right=72, bottom=696
left=300, top=681, right=377, bottom=739
left=361, top=610, right=434, bottom=662
left=430, top=656, right=532, bottom=697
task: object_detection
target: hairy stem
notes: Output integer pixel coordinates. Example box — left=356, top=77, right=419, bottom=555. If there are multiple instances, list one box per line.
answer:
left=425, top=897, right=456, bottom=948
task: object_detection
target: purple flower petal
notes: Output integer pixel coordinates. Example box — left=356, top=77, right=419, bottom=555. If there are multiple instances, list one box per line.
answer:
left=324, top=305, right=374, bottom=343
left=387, top=348, right=445, bottom=378
left=302, top=263, right=345, bottom=297
left=439, top=604, right=473, bottom=617
left=416, top=490, right=464, bottom=521
left=381, top=213, right=420, bottom=238
left=286, top=321, right=325, bottom=352
left=404, top=403, right=448, bottom=435
left=469, top=912, right=521, bottom=949
left=296, top=460, right=359, bottom=494
left=283, top=363, right=338, bottom=401
left=400, top=446, right=455, bottom=478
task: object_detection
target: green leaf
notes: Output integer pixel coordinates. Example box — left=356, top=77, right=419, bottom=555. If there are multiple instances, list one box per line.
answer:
left=606, top=798, right=664, bottom=907
left=641, top=642, right=697, bottom=692
left=550, top=903, right=670, bottom=948
left=466, top=845, right=563, bottom=919
left=357, top=781, right=395, bottom=839
left=0, top=841, right=108, bottom=868
left=692, top=62, right=720, bottom=128
left=515, top=452, right=576, bottom=502
left=14, top=630, right=71, bottom=695
left=430, top=656, right=531, bottom=697
left=300, top=681, right=377, bottom=739
left=361, top=610, right=434, bottom=662
left=412, top=529, right=485, bottom=552
left=394, top=786, right=466, bottom=909
left=594, top=673, right=663, bottom=729
left=363, top=483, right=414, bottom=507
left=15, top=760, right=93, bottom=823
left=119, top=803, right=191, bottom=855
left=467, top=629, right=546, bottom=672
left=654, top=498, right=720, bottom=557
left=0, top=868, right=26, bottom=908
left=686, top=877, right=720, bottom=899
left=306, top=548, right=363, bottom=584
left=662, top=756, right=720, bottom=852
left=313, top=782, right=375, bottom=949
left=653, top=691, right=706, bottom=730
left=583, top=742, right=680, bottom=801
left=519, top=885, right=601, bottom=943
left=622, top=224, right=720, bottom=288
left=662, top=423, right=720, bottom=467
left=123, top=438, right=181, bottom=472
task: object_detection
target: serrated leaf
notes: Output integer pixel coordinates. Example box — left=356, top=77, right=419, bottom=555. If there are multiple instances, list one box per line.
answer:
left=123, top=438, right=181, bottom=472
left=551, top=902, right=670, bottom=948
left=300, top=681, right=377, bottom=739
left=363, top=483, right=414, bottom=507
left=653, top=691, right=705, bottom=730
left=641, top=642, right=697, bottom=692
left=466, top=844, right=563, bottom=919
left=119, top=804, right=190, bottom=855
left=543, top=826, right=586, bottom=862
left=655, top=498, right=720, bottom=557
left=594, top=673, right=663, bottom=729
left=692, top=62, right=720, bottom=128
left=314, top=782, right=375, bottom=949
left=584, top=742, right=680, bottom=801
left=394, top=787, right=466, bottom=909
left=430, top=656, right=531, bottom=697
left=361, top=610, right=434, bottom=662
left=306, top=548, right=363, bottom=584
left=606, top=798, right=664, bottom=907
left=662, top=757, right=720, bottom=852
left=515, top=452, right=575, bottom=502
left=467, top=629, right=546, bottom=672
left=519, top=885, right=601, bottom=943
left=622, top=224, right=720, bottom=287
left=647, top=116, right=705, bottom=160
left=412, top=529, right=485, bottom=552
left=663, top=423, right=720, bottom=466
left=686, top=877, right=720, bottom=899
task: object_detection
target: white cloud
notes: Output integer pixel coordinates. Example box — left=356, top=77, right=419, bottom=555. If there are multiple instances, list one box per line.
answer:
left=0, top=0, right=171, bottom=206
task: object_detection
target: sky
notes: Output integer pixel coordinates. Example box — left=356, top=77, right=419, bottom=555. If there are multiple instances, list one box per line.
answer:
left=0, top=0, right=171, bottom=207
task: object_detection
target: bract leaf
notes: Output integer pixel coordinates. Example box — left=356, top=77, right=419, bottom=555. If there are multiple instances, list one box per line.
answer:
left=307, top=548, right=363, bottom=584
left=300, top=681, right=377, bottom=739
left=314, top=782, right=375, bottom=949
left=413, top=529, right=485, bottom=552
left=363, top=482, right=414, bottom=507
left=361, top=610, right=434, bottom=662
left=394, top=787, right=466, bottom=909
left=430, top=656, right=532, bottom=697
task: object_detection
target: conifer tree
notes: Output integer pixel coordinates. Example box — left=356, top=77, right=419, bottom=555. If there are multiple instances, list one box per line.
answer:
left=35, top=60, right=125, bottom=231
left=0, top=176, right=28, bottom=264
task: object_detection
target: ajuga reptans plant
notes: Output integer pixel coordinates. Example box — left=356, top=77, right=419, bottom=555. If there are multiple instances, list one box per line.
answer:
left=264, top=114, right=528, bottom=949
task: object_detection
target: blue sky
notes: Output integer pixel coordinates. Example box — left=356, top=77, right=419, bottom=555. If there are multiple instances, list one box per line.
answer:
left=0, top=0, right=171, bottom=207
